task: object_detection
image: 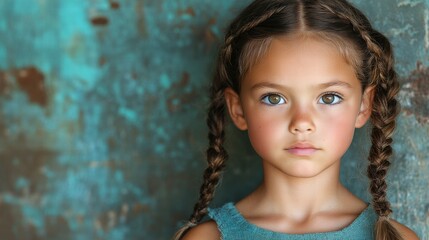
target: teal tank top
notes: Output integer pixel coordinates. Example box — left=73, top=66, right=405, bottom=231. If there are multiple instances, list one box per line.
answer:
left=208, top=202, right=377, bottom=240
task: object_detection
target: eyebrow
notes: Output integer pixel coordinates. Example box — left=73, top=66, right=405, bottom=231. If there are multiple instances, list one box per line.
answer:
left=319, top=81, right=353, bottom=89
left=250, top=80, right=353, bottom=91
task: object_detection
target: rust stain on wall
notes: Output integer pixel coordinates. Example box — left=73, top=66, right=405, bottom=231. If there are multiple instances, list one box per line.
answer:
left=132, top=202, right=150, bottom=215
left=177, top=7, right=196, bottom=17
left=0, top=202, right=43, bottom=240
left=0, top=148, right=57, bottom=239
left=176, top=72, right=190, bottom=88
left=45, top=216, right=71, bottom=239
left=166, top=72, right=195, bottom=113
left=0, top=202, right=15, bottom=239
left=91, top=16, right=110, bottom=26
left=99, top=56, right=107, bottom=67
left=110, top=1, right=120, bottom=10
left=0, top=120, right=6, bottom=139
left=205, top=17, right=218, bottom=46
left=167, top=92, right=197, bottom=113
left=0, top=149, right=53, bottom=195
left=13, top=67, right=48, bottom=107
left=401, top=62, right=429, bottom=124
left=135, top=1, right=148, bottom=37
left=0, top=70, right=7, bottom=95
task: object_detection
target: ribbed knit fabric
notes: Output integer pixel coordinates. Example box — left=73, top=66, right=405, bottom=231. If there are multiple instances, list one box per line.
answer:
left=208, top=202, right=377, bottom=240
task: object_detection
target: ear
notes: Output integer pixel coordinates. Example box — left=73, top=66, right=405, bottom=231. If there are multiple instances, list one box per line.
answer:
left=224, top=88, right=248, bottom=130
left=355, top=86, right=374, bottom=128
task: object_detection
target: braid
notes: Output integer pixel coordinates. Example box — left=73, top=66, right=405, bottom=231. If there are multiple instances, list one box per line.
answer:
left=190, top=87, right=228, bottom=223
left=365, top=30, right=399, bottom=217
left=173, top=84, right=228, bottom=240
left=320, top=2, right=402, bottom=239
left=366, top=32, right=402, bottom=239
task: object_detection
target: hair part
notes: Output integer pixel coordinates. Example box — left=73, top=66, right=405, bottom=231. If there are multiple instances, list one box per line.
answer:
left=174, top=1, right=402, bottom=239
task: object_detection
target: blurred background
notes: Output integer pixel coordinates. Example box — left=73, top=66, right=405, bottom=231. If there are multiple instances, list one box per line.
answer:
left=0, top=0, right=428, bottom=239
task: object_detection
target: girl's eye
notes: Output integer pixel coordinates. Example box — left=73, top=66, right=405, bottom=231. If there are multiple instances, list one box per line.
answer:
left=319, top=93, right=343, bottom=105
left=261, top=94, right=286, bottom=105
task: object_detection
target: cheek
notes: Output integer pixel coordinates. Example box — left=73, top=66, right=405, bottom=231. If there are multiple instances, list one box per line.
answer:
left=246, top=112, right=285, bottom=155
left=320, top=113, right=356, bottom=152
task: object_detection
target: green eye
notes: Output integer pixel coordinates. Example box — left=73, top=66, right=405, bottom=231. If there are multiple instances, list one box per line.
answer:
left=322, top=95, right=334, bottom=104
left=261, top=94, right=286, bottom=105
left=319, top=93, right=342, bottom=105
left=269, top=95, right=281, bottom=104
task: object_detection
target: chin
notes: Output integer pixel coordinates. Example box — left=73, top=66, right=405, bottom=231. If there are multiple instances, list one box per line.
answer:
left=285, top=169, right=323, bottom=178
left=281, top=163, right=328, bottom=178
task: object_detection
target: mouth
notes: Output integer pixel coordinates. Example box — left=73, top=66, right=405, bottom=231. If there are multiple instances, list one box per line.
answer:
left=286, top=143, right=319, bottom=156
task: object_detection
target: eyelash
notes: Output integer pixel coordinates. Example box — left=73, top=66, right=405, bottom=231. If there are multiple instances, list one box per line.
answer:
left=260, top=92, right=344, bottom=106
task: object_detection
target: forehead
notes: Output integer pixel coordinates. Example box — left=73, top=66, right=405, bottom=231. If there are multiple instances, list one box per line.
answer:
left=242, top=35, right=361, bottom=89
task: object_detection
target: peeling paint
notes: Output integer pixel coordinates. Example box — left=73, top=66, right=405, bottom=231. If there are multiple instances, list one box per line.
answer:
left=397, top=0, right=424, bottom=7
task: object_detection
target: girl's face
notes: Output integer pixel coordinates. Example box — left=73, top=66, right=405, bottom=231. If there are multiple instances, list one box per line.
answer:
left=225, top=35, right=373, bottom=178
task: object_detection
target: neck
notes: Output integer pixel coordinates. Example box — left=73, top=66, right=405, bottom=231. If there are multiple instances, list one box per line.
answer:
left=251, top=161, right=347, bottom=218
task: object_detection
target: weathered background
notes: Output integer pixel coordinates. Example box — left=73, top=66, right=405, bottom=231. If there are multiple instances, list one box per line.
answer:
left=0, top=0, right=428, bottom=239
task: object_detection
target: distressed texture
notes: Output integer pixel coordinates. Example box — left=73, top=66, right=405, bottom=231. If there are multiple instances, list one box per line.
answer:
left=0, top=0, right=427, bottom=239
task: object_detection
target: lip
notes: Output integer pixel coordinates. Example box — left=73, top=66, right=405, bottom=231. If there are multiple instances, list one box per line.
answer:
left=286, top=143, right=319, bottom=156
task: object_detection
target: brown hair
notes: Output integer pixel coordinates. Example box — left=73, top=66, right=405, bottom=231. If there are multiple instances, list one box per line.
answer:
left=174, top=0, right=402, bottom=239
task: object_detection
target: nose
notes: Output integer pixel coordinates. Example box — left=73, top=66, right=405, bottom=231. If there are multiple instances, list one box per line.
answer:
left=288, top=106, right=315, bottom=134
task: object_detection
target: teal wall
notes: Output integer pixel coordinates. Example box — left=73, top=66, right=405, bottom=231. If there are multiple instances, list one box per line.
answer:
left=0, top=0, right=428, bottom=239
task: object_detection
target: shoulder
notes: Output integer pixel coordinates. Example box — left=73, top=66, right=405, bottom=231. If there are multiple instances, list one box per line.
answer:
left=181, top=220, right=221, bottom=240
left=390, top=219, right=420, bottom=240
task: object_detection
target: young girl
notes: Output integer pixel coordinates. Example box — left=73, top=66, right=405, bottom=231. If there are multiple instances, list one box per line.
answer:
left=175, top=0, right=419, bottom=239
